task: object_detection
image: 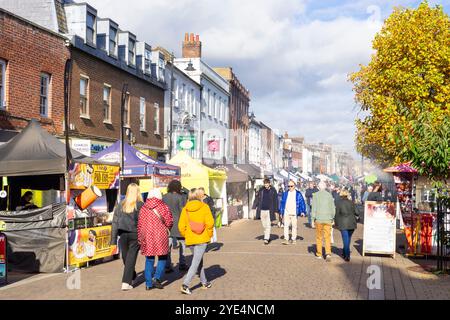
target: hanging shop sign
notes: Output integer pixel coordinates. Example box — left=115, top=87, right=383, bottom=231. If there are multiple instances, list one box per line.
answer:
left=69, top=163, right=120, bottom=190
left=68, top=225, right=118, bottom=266
left=178, top=136, right=196, bottom=150
left=208, top=140, right=220, bottom=152
left=363, top=201, right=397, bottom=257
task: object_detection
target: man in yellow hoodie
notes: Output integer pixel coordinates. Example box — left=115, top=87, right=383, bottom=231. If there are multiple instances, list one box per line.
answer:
left=178, top=189, right=215, bottom=295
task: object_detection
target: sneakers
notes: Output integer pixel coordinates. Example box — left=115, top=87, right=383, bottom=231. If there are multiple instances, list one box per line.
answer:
left=315, top=255, right=323, bottom=260
left=282, top=240, right=289, bottom=245
left=181, top=284, right=192, bottom=295
left=325, top=255, right=332, bottom=262
left=201, top=282, right=212, bottom=289
left=264, top=240, right=269, bottom=245
left=344, top=257, right=351, bottom=262
left=292, top=240, right=297, bottom=245
left=121, top=283, right=133, bottom=291
left=152, top=278, right=164, bottom=289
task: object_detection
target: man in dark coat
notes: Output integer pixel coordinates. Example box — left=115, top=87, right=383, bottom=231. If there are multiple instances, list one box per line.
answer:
left=305, top=182, right=319, bottom=228
left=254, top=178, right=279, bottom=245
left=163, top=180, right=188, bottom=272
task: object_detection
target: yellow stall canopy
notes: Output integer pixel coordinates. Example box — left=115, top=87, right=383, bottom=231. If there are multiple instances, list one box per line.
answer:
left=168, top=152, right=227, bottom=198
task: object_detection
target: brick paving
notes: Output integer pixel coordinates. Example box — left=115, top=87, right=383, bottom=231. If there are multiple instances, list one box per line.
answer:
left=0, top=218, right=449, bottom=300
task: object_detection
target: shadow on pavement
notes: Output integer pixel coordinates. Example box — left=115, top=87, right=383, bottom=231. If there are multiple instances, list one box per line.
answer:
left=206, top=242, right=224, bottom=252
left=255, top=234, right=280, bottom=241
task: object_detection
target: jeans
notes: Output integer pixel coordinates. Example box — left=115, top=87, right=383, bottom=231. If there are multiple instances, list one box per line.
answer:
left=167, top=237, right=186, bottom=268
left=145, top=255, right=167, bottom=287
left=340, top=230, right=354, bottom=258
left=260, top=210, right=271, bottom=241
left=118, top=231, right=139, bottom=285
left=183, top=243, right=208, bottom=287
left=315, top=222, right=332, bottom=257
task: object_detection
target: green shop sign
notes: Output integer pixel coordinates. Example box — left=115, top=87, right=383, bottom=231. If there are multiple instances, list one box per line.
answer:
left=177, top=136, right=196, bottom=150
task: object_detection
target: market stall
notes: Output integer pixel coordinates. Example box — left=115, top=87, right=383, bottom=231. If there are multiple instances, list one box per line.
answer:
left=0, top=120, right=120, bottom=272
left=92, top=141, right=181, bottom=196
left=383, top=162, right=432, bottom=256
left=209, top=164, right=249, bottom=221
left=236, top=164, right=263, bottom=219
left=168, top=152, right=228, bottom=225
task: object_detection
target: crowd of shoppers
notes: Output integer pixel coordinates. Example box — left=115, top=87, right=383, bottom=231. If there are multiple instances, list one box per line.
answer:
left=110, top=180, right=216, bottom=295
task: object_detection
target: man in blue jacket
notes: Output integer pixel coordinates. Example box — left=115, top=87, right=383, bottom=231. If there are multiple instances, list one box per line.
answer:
left=279, top=180, right=306, bottom=245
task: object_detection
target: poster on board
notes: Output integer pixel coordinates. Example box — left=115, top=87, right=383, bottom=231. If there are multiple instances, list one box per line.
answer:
left=363, top=201, right=397, bottom=257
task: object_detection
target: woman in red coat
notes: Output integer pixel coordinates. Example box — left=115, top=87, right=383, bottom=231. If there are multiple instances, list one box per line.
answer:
left=138, top=188, right=173, bottom=290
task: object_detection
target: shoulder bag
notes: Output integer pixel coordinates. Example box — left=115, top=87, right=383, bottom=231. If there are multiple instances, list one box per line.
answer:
left=186, top=210, right=206, bottom=235
left=152, top=209, right=171, bottom=237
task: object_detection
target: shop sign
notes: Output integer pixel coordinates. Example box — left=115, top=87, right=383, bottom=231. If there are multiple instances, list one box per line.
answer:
left=68, top=225, right=118, bottom=266
left=178, top=136, right=196, bottom=150
left=69, top=163, right=120, bottom=190
left=362, top=201, right=397, bottom=257
left=208, top=140, right=220, bottom=152
left=71, top=139, right=91, bottom=157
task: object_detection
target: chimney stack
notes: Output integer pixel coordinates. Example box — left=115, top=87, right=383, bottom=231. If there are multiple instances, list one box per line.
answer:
left=182, top=32, right=202, bottom=59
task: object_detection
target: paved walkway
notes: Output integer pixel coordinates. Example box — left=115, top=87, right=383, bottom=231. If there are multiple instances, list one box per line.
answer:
left=0, top=218, right=449, bottom=300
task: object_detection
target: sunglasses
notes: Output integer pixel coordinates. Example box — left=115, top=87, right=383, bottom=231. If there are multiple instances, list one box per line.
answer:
left=288, top=185, right=295, bottom=188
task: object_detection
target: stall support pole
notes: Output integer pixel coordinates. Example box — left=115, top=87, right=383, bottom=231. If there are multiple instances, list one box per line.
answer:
left=64, top=59, right=72, bottom=273
left=119, top=84, right=129, bottom=201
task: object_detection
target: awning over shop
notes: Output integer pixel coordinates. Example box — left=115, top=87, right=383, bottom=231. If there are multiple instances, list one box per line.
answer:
left=168, top=152, right=226, bottom=198
left=205, top=164, right=248, bottom=183
left=92, top=141, right=180, bottom=177
left=316, top=174, right=332, bottom=181
left=236, top=164, right=263, bottom=179
left=0, top=119, right=111, bottom=177
left=296, top=171, right=313, bottom=181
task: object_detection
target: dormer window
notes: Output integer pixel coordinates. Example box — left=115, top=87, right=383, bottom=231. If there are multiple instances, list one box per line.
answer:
left=86, top=12, right=96, bottom=46
left=128, top=39, right=136, bottom=66
left=144, top=49, right=151, bottom=75
left=109, top=26, right=117, bottom=56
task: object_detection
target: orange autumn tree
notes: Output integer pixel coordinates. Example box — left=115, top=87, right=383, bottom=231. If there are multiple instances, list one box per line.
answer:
left=350, top=1, right=450, bottom=167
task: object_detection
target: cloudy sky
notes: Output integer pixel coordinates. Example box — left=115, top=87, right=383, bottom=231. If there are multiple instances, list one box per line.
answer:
left=87, top=0, right=449, bottom=156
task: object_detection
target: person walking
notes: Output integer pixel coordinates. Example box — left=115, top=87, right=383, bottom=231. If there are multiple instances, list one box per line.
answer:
left=198, top=187, right=216, bottom=219
left=162, top=180, right=188, bottom=273
left=305, top=182, right=319, bottom=228
left=254, top=178, right=279, bottom=245
left=334, top=189, right=359, bottom=262
left=138, top=188, right=173, bottom=290
left=179, top=189, right=215, bottom=295
left=312, top=181, right=336, bottom=262
left=367, top=182, right=383, bottom=202
left=279, top=180, right=306, bottom=245
left=362, top=185, right=373, bottom=204
left=110, top=183, right=144, bottom=291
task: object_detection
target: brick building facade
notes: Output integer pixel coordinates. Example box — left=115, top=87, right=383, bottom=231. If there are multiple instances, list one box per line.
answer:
left=68, top=47, right=165, bottom=152
left=0, top=8, right=69, bottom=140
left=214, top=67, right=250, bottom=164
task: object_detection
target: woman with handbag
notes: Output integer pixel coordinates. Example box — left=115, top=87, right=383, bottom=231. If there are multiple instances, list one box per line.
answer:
left=110, top=183, right=144, bottom=291
left=137, top=188, right=173, bottom=290
left=178, top=189, right=215, bottom=295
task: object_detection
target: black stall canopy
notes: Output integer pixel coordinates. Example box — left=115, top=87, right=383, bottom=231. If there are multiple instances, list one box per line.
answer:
left=0, top=119, right=106, bottom=177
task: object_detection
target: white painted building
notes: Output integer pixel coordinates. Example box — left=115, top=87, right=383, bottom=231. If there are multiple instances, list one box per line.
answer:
left=154, top=48, right=202, bottom=160
left=248, top=117, right=262, bottom=167
left=174, top=57, right=230, bottom=164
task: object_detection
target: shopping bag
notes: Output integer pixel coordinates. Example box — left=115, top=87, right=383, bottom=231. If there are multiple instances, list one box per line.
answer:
left=215, top=210, right=222, bottom=228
